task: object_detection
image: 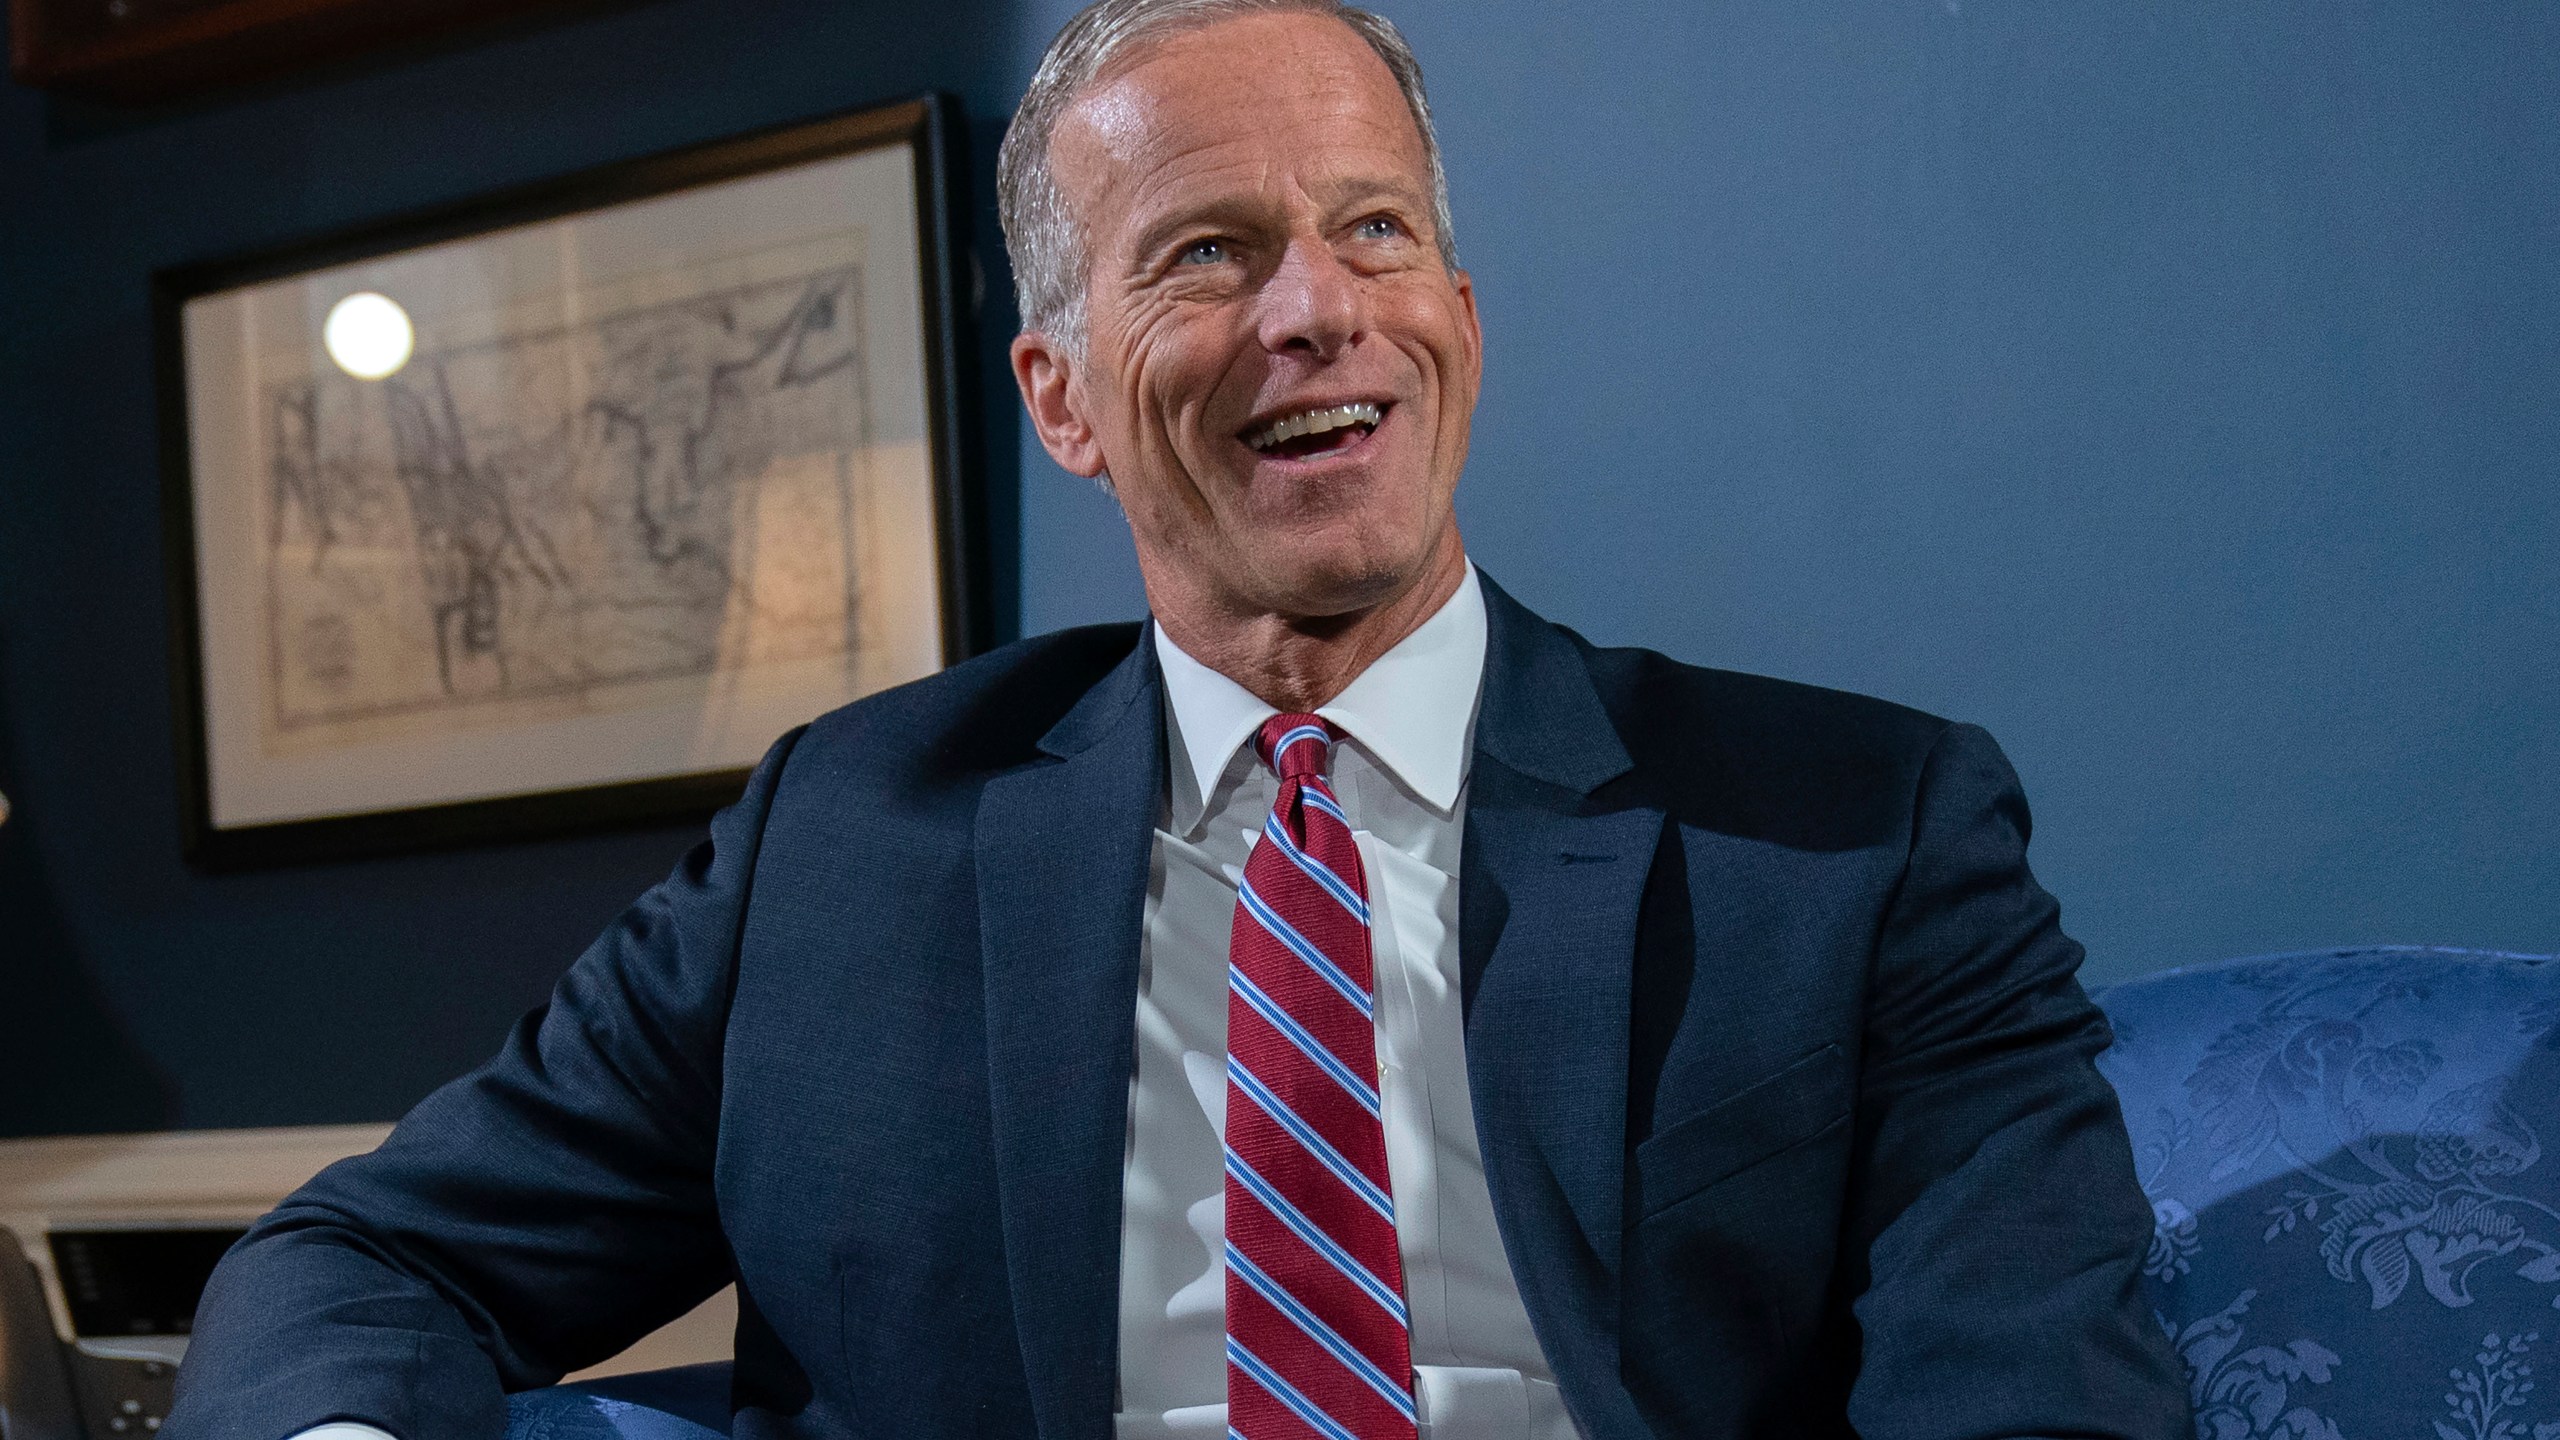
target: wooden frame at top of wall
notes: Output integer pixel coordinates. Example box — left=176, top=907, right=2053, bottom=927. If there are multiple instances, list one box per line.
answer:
left=9, top=0, right=583, bottom=104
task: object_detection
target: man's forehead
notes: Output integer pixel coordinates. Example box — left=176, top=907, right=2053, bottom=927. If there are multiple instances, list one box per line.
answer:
left=1051, top=12, right=1423, bottom=202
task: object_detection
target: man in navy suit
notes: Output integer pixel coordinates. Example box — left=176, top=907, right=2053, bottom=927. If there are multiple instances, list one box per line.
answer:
left=169, top=2, right=2189, bottom=1437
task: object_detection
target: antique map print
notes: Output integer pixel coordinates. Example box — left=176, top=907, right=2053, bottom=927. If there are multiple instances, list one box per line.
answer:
left=257, top=257, right=888, bottom=753
left=182, top=141, right=941, bottom=830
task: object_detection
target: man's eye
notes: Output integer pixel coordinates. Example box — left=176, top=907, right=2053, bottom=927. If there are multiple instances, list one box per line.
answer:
left=1176, top=238, right=1230, bottom=266
left=1354, top=216, right=1403, bottom=241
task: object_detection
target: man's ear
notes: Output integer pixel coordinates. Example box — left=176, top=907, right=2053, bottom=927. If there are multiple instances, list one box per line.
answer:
left=1452, top=266, right=1485, bottom=389
left=1012, top=332, right=1107, bottom=479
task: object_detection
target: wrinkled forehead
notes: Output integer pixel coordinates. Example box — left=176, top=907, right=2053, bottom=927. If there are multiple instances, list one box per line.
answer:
left=1048, top=12, right=1432, bottom=234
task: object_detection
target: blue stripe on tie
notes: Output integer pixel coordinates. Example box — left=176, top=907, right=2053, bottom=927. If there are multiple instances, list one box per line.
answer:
left=1238, top=880, right=1373, bottom=1019
left=1225, top=1150, right=1408, bottom=1325
left=1230, top=967, right=1381, bottom=1118
left=1261, top=813, right=1369, bottom=924
left=1299, top=785, right=1353, bottom=831
left=1271, top=725, right=1332, bottom=771
left=1227, top=1242, right=1416, bottom=1420
left=1228, top=1338, right=1361, bottom=1440
left=1227, top=1056, right=1395, bottom=1222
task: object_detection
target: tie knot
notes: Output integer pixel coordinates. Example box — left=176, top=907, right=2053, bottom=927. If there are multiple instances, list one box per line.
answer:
left=1255, top=714, right=1337, bottom=782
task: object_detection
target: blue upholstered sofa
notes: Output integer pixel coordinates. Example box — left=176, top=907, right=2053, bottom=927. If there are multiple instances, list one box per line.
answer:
left=510, top=945, right=2560, bottom=1439
left=2101, top=945, right=2560, bottom=1440
left=506, top=1363, right=730, bottom=1440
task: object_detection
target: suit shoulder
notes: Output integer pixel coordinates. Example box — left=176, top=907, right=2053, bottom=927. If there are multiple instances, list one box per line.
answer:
left=787, top=622, right=1144, bottom=783
left=1571, top=635, right=1961, bottom=842
left=1581, top=638, right=1951, bottom=755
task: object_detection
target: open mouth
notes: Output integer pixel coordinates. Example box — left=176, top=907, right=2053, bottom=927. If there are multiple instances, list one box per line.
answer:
left=1241, top=401, right=1386, bottom=461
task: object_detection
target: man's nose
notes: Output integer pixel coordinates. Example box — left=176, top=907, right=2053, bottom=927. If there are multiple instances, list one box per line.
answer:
left=1254, top=239, right=1364, bottom=360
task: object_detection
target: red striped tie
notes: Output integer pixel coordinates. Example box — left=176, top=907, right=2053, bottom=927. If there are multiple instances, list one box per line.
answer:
left=1225, top=714, right=1416, bottom=1440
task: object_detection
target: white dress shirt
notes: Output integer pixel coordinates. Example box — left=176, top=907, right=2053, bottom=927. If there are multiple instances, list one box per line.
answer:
left=291, top=569, right=1575, bottom=1440
left=1116, top=566, right=1578, bottom=1440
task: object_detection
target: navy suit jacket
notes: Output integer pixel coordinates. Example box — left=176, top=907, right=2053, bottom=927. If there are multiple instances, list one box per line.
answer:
left=169, top=575, right=2188, bottom=1440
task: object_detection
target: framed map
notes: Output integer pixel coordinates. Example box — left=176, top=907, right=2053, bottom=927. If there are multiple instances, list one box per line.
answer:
left=157, top=95, right=985, bottom=868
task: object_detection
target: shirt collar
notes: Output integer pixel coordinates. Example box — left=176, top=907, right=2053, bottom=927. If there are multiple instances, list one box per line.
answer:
left=1154, top=564, right=1488, bottom=834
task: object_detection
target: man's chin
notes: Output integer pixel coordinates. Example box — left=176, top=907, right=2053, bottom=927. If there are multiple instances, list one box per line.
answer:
left=1238, top=545, right=1447, bottom=628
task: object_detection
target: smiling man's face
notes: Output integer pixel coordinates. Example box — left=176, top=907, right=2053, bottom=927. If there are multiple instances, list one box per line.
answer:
left=1016, top=10, right=1482, bottom=633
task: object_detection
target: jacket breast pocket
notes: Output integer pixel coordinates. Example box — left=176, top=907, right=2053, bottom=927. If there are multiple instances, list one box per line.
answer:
left=1633, top=1043, right=1853, bottom=1220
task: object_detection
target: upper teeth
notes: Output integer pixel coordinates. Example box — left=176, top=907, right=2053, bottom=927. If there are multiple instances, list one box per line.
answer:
left=1247, top=402, right=1383, bottom=452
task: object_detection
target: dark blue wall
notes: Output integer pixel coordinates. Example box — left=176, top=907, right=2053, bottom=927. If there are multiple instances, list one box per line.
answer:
left=0, top=0, right=1042, bottom=1136
left=5, top=1, right=2554, bottom=1136
left=1024, top=0, right=2559, bottom=986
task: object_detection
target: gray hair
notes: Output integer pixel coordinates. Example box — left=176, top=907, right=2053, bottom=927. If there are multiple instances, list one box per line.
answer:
left=996, top=0, right=1460, bottom=358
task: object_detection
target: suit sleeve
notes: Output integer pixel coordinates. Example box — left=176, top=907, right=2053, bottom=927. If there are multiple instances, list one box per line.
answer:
left=164, top=728, right=806, bottom=1440
left=1841, top=723, right=2188, bottom=1440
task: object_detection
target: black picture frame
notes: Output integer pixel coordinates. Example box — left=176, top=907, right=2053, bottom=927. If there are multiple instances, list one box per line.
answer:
left=8, top=0, right=589, bottom=104
left=156, top=92, right=987, bottom=871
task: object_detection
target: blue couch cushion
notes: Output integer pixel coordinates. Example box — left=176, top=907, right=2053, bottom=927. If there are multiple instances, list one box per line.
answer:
left=506, top=1362, right=732, bottom=1440
left=2097, top=947, right=2560, bottom=1439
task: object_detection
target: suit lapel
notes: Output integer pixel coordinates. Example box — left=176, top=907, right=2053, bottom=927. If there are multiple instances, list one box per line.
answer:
left=1462, top=575, right=1660, bottom=1439
left=977, top=636, right=1164, bottom=1440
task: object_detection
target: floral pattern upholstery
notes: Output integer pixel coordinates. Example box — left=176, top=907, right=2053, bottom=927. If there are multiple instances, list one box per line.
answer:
left=505, top=1361, right=730, bottom=1440
left=2097, top=947, right=2560, bottom=1440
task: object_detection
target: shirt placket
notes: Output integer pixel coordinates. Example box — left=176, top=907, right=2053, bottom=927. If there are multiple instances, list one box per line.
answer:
left=1341, top=754, right=1454, bottom=1379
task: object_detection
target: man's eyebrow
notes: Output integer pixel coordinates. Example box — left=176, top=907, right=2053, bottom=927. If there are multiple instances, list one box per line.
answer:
left=1122, top=174, right=1436, bottom=272
left=1126, top=195, right=1270, bottom=270
left=1319, top=174, right=1432, bottom=216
